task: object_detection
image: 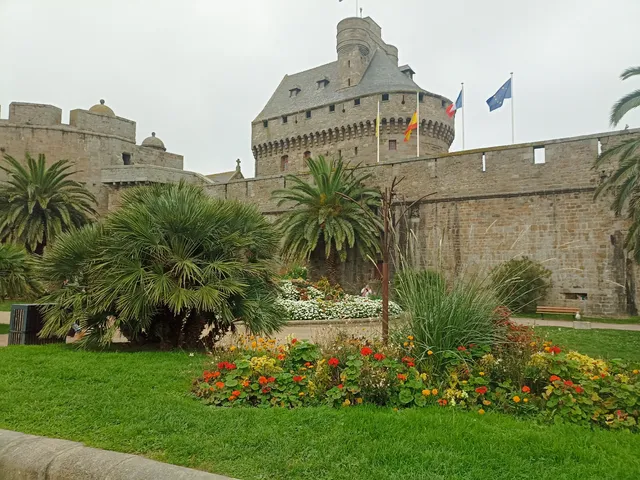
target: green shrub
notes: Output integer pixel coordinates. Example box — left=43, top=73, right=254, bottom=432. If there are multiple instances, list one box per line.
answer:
left=491, top=257, right=552, bottom=313
left=282, top=265, right=307, bottom=280
left=0, top=243, right=39, bottom=300
left=38, top=182, right=285, bottom=349
left=394, top=268, right=506, bottom=370
left=393, top=269, right=445, bottom=308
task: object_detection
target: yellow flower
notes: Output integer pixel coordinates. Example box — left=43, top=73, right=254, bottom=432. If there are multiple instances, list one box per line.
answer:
left=513, top=395, right=521, bottom=403
left=591, top=375, right=600, bottom=381
left=482, top=400, right=491, bottom=406
left=403, top=342, right=409, bottom=347
left=529, top=341, right=537, bottom=347
left=478, top=409, right=485, bottom=415
left=409, top=342, right=414, bottom=347
left=356, top=398, right=363, bottom=404
left=461, top=380, right=468, bottom=385
left=523, top=398, right=529, bottom=403
left=478, top=372, right=485, bottom=376
left=299, top=392, right=305, bottom=396
left=633, top=370, right=639, bottom=375
left=431, top=388, right=438, bottom=396
left=427, top=350, right=434, bottom=356
left=342, top=399, right=351, bottom=407
left=229, top=345, right=237, bottom=351
left=251, top=341, right=257, bottom=349
left=544, top=346, right=551, bottom=353
left=422, top=389, right=431, bottom=396
left=420, top=373, right=428, bottom=381
left=407, top=335, right=414, bottom=341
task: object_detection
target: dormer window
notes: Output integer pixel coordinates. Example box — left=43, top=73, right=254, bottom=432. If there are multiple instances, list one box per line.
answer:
left=317, top=78, right=330, bottom=89
left=399, top=65, right=415, bottom=80
left=289, top=87, right=301, bottom=97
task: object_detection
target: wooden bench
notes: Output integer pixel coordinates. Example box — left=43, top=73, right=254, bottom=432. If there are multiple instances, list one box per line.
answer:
left=536, top=306, right=580, bottom=320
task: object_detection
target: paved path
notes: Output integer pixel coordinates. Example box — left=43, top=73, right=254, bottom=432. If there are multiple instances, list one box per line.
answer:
left=0, top=316, right=639, bottom=348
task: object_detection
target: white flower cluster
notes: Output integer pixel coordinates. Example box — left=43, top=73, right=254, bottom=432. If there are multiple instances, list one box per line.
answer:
left=279, top=281, right=301, bottom=300
left=276, top=294, right=402, bottom=321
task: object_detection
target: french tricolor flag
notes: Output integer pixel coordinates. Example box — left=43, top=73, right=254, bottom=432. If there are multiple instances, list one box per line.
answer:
left=446, top=90, right=463, bottom=118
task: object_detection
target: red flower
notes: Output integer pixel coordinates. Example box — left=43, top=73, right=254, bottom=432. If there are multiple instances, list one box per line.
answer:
left=277, top=354, right=285, bottom=360
left=227, top=363, right=236, bottom=370
left=475, top=386, right=488, bottom=395
left=397, top=373, right=407, bottom=381
left=304, top=362, right=312, bottom=367
left=258, top=376, right=268, bottom=385
left=549, top=375, right=561, bottom=382
left=401, top=356, right=415, bottom=367
left=217, top=361, right=227, bottom=370
left=438, top=398, right=448, bottom=406
left=373, top=353, right=385, bottom=361
left=328, top=357, right=340, bottom=367
left=232, top=390, right=241, bottom=396
left=217, top=361, right=236, bottom=370
left=574, top=385, right=584, bottom=394
left=262, top=387, right=271, bottom=394
left=267, top=376, right=276, bottom=383
left=563, top=380, right=574, bottom=387
left=360, top=347, right=373, bottom=356
left=228, top=395, right=237, bottom=401
left=550, top=346, right=561, bottom=355
left=521, top=386, right=530, bottom=393
left=293, top=375, right=303, bottom=382
left=291, top=338, right=298, bottom=345
left=469, top=343, right=477, bottom=349
left=457, top=346, right=467, bottom=352
left=215, top=381, right=225, bottom=389
left=337, top=384, right=344, bottom=390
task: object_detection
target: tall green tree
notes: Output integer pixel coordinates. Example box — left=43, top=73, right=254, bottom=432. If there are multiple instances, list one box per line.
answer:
left=38, top=182, right=284, bottom=349
left=0, top=153, right=97, bottom=254
left=272, top=156, right=381, bottom=285
left=0, top=243, right=40, bottom=300
left=595, top=67, right=640, bottom=261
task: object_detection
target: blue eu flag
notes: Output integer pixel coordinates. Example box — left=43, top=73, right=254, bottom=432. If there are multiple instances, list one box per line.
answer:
left=486, top=78, right=512, bottom=112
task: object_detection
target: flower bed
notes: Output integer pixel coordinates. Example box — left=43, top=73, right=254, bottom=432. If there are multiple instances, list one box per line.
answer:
left=192, top=325, right=640, bottom=432
left=276, top=279, right=402, bottom=321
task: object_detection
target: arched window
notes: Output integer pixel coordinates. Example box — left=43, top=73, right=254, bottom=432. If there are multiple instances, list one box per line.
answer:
left=280, top=155, right=289, bottom=172
left=303, top=151, right=311, bottom=160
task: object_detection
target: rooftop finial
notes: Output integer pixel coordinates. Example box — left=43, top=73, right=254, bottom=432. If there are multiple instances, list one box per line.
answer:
left=236, top=158, right=241, bottom=172
left=100, top=99, right=105, bottom=105
left=152, top=132, right=156, bottom=137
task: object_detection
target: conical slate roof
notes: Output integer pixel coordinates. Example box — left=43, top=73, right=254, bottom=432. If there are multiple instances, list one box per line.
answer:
left=253, top=49, right=449, bottom=122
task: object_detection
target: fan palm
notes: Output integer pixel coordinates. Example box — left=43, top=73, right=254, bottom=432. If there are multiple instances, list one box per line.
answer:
left=595, top=66, right=640, bottom=261
left=272, top=155, right=381, bottom=285
left=0, top=243, right=40, bottom=300
left=38, top=181, right=284, bottom=348
left=0, top=153, right=97, bottom=254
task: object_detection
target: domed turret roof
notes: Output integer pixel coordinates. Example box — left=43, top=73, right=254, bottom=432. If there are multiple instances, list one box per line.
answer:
left=88, top=99, right=115, bottom=117
left=141, top=132, right=166, bottom=151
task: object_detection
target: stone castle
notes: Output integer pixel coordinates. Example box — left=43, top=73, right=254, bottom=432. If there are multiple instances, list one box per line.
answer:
left=1, top=16, right=639, bottom=317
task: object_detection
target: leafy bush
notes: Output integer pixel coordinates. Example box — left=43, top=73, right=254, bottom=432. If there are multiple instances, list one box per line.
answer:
left=491, top=257, right=552, bottom=313
left=281, top=265, right=307, bottom=280
left=0, top=243, right=39, bottom=300
left=394, top=268, right=506, bottom=370
left=38, top=182, right=285, bottom=348
left=193, top=331, right=640, bottom=432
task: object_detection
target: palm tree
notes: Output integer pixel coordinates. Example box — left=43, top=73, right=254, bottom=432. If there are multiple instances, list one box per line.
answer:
left=0, top=153, right=97, bottom=254
left=272, top=155, right=381, bottom=285
left=38, top=182, right=285, bottom=349
left=595, top=66, right=640, bottom=261
left=0, top=243, right=40, bottom=300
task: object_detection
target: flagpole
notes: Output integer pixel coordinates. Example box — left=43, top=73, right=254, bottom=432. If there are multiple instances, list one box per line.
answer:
left=377, top=101, right=380, bottom=163
left=461, top=82, right=465, bottom=150
left=510, top=72, right=515, bottom=144
left=416, top=91, right=420, bottom=157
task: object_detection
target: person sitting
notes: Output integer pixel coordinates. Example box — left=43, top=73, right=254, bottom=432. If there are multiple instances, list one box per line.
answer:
left=360, top=284, right=373, bottom=298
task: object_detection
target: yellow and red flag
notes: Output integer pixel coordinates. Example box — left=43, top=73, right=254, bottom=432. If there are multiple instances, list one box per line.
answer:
left=404, top=112, right=418, bottom=142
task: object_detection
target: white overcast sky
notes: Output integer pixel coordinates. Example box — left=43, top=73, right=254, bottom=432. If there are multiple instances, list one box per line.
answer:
left=1, top=0, right=639, bottom=177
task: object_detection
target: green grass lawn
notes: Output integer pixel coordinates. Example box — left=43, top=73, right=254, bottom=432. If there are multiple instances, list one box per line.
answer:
left=516, top=311, right=640, bottom=324
left=0, top=331, right=639, bottom=479
left=0, top=324, right=9, bottom=334
left=536, top=327, right=640, bottom=364
left=0, top=300, right=14, bottom=312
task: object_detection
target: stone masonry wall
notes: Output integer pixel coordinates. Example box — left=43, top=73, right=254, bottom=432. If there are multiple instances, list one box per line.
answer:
left=251, top=92, right=454, bottom=177
left=207, top=128, right=640, bottom=316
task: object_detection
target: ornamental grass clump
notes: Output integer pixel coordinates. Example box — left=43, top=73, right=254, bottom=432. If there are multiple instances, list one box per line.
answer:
left=394, top=268, right=507, bottom=369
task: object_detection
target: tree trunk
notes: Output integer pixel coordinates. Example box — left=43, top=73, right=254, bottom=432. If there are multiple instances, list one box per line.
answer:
left=326, top=247, right=339, bottom=286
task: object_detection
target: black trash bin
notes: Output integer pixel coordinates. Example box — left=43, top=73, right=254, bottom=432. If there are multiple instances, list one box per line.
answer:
left=8, top=304, right=65, bottom=345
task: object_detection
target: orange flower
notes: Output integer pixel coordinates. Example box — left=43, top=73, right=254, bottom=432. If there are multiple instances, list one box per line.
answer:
left=267, top=376, right=276, bottom=383
left=232, top=390, right=241, bottom=396
left=228, top=395, right=237, bottom=401
left=521, top=386, right=530, bottom=393
left=397, top=373, right=407, bottom=381
left=215, top=381, right=225, bottom=389
left=422, top=389, right=431, bottom=396
left=549, top=375, right=561, bottom=382
left=277, top=354, right=286, bottom=361
left=258, top=376, right=268, bottom=385
left=513, top=395, right=521, bottom=403
left=242, top=380, right=250, bottom=388
left=431, top=388, right=438, bottom=396
left=482, top=400, right=491, bottom=406
left=478, top=409, right=485, bottom=415
left=438, top=398, right=448, bottom=406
